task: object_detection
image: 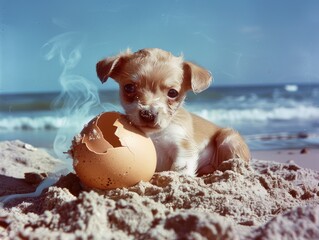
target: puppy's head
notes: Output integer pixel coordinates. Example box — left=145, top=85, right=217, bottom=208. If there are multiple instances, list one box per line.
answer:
left=96, top=48, right=212, bottom=135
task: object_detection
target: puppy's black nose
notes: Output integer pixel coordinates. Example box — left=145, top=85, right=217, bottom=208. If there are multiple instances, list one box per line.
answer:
left=139, top=110, right=156, bottom=123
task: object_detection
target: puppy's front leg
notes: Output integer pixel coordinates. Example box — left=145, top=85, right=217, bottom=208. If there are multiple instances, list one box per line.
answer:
left=170, top=141, right=199, bottom=176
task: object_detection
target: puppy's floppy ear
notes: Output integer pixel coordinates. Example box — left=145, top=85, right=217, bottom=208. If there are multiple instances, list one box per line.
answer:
left=96, top=49, right=132, bottom=83
left=183, top=61, right=212, bottom=93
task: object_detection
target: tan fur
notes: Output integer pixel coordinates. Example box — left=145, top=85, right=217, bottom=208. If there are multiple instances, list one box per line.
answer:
left=97, top=48, right=251, bottom=176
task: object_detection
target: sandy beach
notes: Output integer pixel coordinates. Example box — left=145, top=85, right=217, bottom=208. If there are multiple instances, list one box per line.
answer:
left=252, top=148, right=319, bottom=171
left=0, top=140, right=318, bottom=239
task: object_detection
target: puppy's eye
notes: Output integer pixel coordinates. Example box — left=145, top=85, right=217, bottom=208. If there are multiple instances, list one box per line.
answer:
left=124, top=84, right=136, bottom=94
left=167, top=89, right=179, bottom=98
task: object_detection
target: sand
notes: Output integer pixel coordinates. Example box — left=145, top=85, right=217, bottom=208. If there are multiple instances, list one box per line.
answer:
left=252, top=148, right=319, bottom=171
left=0, top=140, right=319, bottom=239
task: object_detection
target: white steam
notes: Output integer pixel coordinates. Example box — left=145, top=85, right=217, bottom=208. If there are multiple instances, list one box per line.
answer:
left=43, top=32, right=116, bottom=168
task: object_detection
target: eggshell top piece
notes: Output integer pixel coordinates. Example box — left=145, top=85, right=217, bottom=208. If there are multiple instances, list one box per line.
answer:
left=71, top=112, right=157, bottom=190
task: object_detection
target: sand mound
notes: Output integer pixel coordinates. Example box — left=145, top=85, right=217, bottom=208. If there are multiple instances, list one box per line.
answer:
left=0, top=140, right=319, bottom=239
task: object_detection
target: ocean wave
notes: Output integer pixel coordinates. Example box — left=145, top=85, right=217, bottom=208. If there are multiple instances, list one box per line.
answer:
left=1, top=105, right=319, bottom=131
left=194, top=105, right=319, bottom=123
left=0, top=116, right=67, bottom=131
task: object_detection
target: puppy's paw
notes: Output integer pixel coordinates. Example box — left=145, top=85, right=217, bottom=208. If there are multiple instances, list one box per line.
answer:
left=170, top=162, right=196, bottom=177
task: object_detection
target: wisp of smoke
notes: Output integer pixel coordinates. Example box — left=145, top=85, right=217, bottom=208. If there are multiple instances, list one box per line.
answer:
left=43, top=32, right=119, bottom=169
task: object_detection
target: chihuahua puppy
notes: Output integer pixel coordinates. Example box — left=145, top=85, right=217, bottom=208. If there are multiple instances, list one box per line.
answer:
left=96, top=48, right=250, bottom=176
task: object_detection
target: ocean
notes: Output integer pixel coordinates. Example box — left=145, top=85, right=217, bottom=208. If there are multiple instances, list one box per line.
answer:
left=1, top=84, right=319, bottom=159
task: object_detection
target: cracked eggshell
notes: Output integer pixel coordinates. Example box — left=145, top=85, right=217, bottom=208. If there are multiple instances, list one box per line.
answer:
left=71, top=112, right=157, bottom=190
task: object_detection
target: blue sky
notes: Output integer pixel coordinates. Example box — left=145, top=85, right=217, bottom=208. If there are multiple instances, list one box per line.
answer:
left=1, top=0, right=319, bottom=93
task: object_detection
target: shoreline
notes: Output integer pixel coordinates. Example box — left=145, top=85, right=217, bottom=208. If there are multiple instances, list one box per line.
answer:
left=252, top=148, right=319, bottom=171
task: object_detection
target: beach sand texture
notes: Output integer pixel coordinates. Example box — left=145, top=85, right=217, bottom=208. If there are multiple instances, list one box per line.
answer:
left=0, top=140, right=319, bottom=239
